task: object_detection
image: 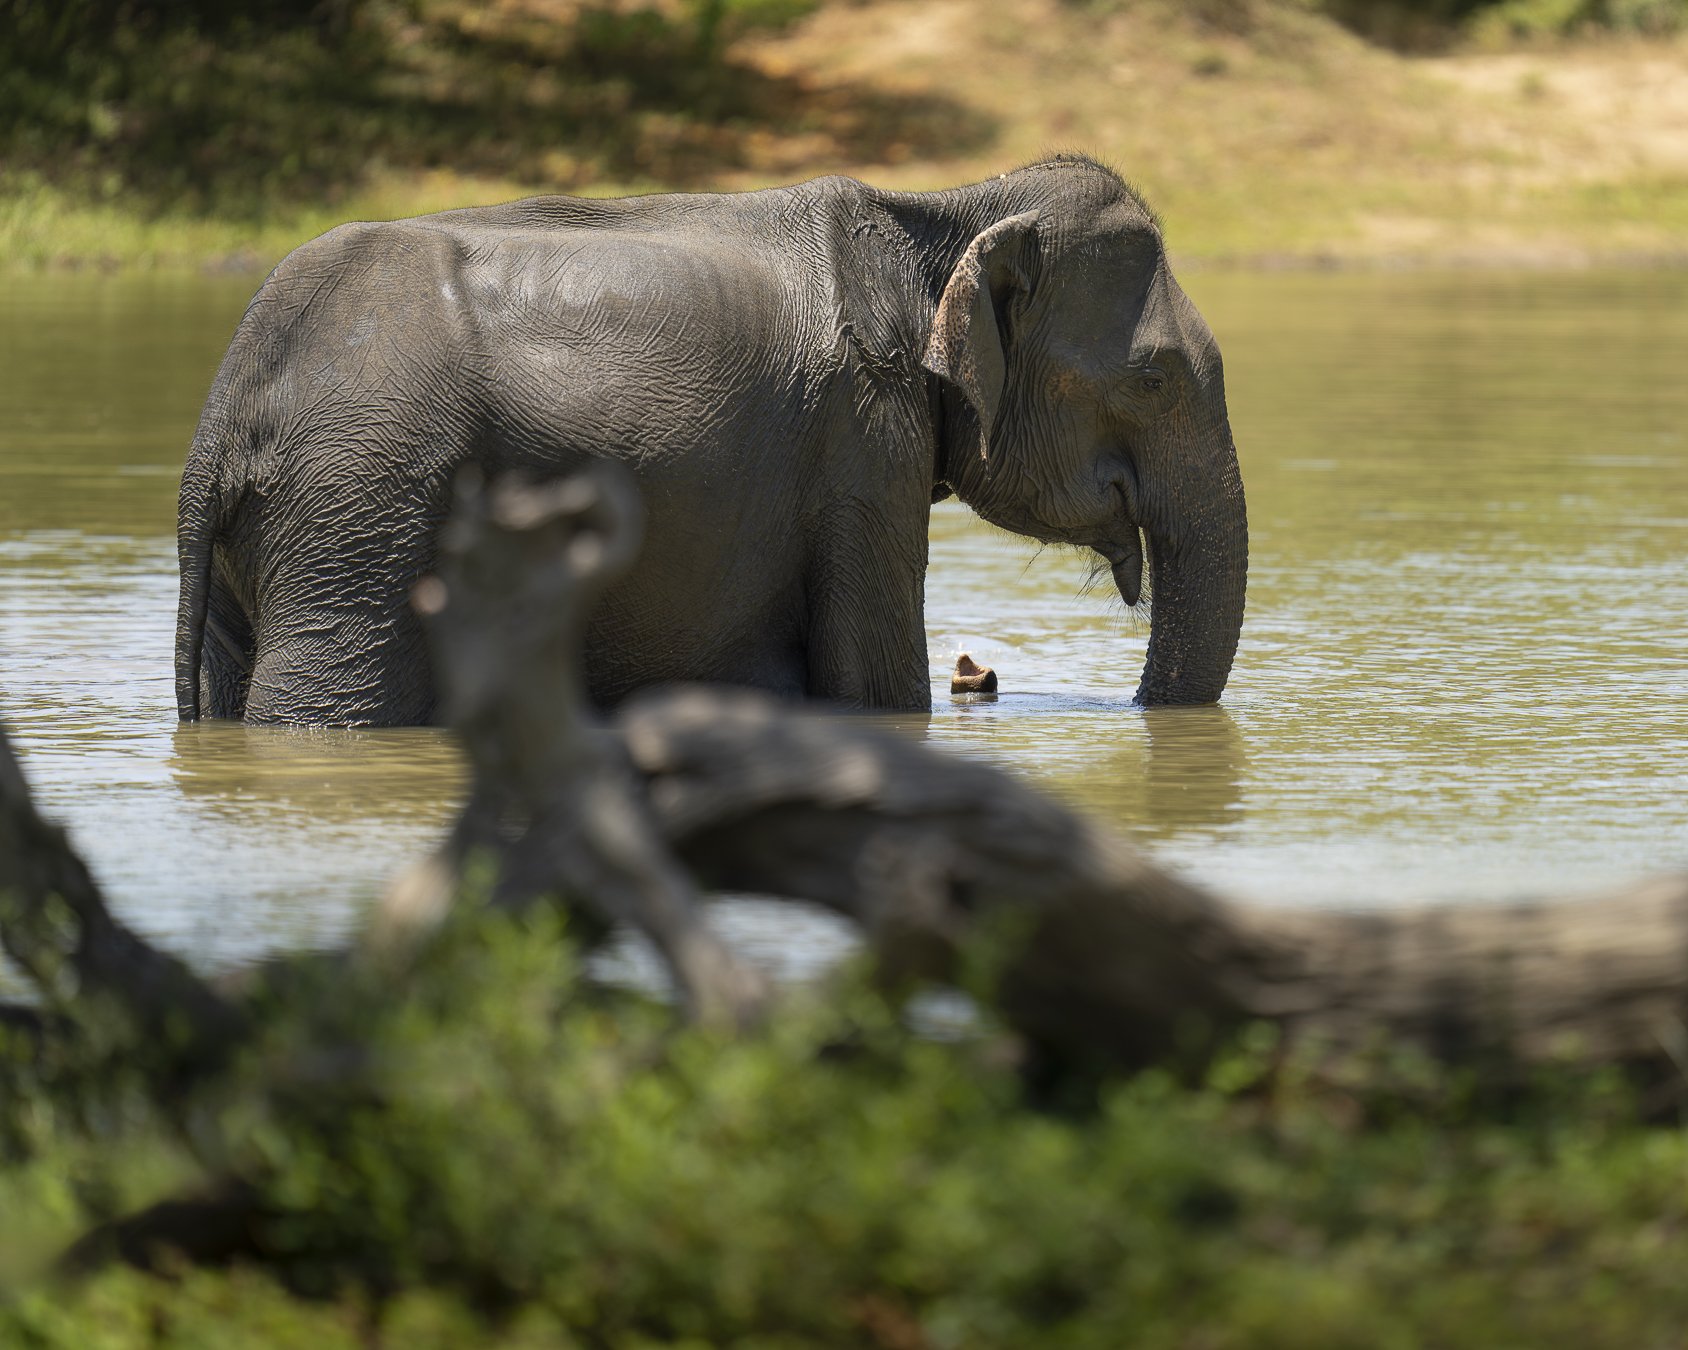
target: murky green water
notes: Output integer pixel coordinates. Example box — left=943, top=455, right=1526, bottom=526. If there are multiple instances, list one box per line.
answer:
left=2, top=268, right=1685, bottom=980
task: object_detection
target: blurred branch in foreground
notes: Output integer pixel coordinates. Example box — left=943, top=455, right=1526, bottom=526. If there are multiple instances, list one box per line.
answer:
left=6, top=461, right=1688, bottom=1099
left=407, top=463, right=1688, bottom=1082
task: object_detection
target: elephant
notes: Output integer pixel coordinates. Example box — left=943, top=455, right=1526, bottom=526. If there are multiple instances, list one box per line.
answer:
left=175, top=153, right=1247, bottom=725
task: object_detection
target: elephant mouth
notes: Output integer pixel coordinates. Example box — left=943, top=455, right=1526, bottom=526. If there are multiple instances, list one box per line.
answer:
left=970, top=498, right=1147, bottom=607
left=1096, top=531, right=1145, bottom=606
left=1091, top=477, right=1146, bottom=607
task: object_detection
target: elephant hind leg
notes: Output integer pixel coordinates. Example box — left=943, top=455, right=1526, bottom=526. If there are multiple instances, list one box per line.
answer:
left=198, top=575, right=254, bottom=720
left=242, top=608, right=435, bottom=727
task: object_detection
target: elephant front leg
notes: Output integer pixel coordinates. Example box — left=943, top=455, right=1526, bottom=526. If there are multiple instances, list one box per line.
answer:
left=804, top=518, right=932, bottom=713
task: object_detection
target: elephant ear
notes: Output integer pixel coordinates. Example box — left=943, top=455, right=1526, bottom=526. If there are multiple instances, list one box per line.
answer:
left=921, top=210, right=1041, bottom=463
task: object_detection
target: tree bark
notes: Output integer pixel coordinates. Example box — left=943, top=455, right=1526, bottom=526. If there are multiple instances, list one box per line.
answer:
left=617, top=686, right=1688, bottom=1076
left=355, top=463, right=1688, bottom=1079
left=0, top=724, right=243, bottom=1068
left=371, top=465, right=768, bottom=1028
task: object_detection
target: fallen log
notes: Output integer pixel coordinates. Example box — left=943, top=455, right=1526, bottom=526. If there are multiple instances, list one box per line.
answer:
left=619, top=687, right=1688, bottom=1076
left=374, top=466, right=768, bottom=1028
left=378, top=461, right=1688, bottom=1081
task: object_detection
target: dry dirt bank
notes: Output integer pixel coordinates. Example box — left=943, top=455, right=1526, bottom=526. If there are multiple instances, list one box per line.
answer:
left=728, top=0, right=1688, bottom=266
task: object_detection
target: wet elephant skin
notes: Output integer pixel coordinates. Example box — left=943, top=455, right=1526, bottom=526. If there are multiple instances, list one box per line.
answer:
left=175, top=154, right=1247, bottom=726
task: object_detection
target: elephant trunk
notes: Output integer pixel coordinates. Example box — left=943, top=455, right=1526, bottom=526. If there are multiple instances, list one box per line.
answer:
left=1132, top=432, right=1248, bottom=707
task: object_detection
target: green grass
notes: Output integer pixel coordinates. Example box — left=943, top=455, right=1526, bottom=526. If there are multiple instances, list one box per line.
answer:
left=1561, top=174, right=1688, bottom=239
left=0, top=170, right=655, bottom=274
left=5, top=910, right=1688, bottom=1348
left=0, top=0, right=773, bottom=273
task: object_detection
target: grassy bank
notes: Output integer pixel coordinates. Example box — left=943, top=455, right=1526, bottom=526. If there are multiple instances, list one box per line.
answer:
left=4, top=0, right=1688, bottom=272
left=5, top=912, right=1688, bottom=1348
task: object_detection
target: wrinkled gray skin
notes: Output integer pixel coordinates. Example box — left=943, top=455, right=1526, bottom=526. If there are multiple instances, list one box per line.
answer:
left=176, top=155, right=1246, bottom=725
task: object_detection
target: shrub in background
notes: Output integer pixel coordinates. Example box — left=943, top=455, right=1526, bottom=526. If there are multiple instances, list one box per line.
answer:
left=0, top=0, right=819, bottom=209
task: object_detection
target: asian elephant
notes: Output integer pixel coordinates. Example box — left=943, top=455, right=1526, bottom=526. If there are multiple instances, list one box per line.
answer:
left=175, top=154, right=1247, bottom=725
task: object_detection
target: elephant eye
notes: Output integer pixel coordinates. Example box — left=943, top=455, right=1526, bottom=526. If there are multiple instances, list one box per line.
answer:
left=1142, top=375, right=1163, bottom=392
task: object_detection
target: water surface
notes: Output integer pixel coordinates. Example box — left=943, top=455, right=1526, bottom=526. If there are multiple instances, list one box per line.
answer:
left=1, top=268, right=1684, bottom=982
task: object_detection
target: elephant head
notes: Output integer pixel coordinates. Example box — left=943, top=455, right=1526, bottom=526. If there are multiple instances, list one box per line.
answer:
left=922, top=165, right=1247, bottom=706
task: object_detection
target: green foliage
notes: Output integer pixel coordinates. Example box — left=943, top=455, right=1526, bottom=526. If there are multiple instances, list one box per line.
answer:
left=0, top=0, right=821, bottom=211
left=1064, top=0, right=1688, bottom=43
left=4, top=911, right=1688, bottom=1347
left=1473, top=0, right=1688, bottom=35
left=1319, top=0, right=1688, bottom=42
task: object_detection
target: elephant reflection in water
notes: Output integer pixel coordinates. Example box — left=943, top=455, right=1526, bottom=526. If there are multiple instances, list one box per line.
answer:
left=1021, top=704, right=1245, bottom=834
left=1138, top=705, right=1247, bottom=832
left=168, top=722, right=464, bottom=827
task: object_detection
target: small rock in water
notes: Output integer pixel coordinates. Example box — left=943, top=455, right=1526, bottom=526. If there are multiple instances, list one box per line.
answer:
left=950, top=652, right=998, bottom=695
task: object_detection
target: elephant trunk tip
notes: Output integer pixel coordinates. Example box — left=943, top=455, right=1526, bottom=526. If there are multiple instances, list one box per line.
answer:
left=1131, top=510, right=1246, bottom=709
left=951, top=652, right=998, bottom=695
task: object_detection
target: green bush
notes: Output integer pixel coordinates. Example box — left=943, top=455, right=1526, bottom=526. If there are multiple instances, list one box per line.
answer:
left=4, top=909, right=1688, bottom=1347
left=1063, top=0, right=1688, bottom=45
left=0, top=0, right=820, bottom=210
left=1474, top=0, right=1688, bottom=34
left=1325, top=0, right=1688, bottom=40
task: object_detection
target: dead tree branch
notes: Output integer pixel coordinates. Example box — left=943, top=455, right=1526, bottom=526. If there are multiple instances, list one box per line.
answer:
left=372, top=465, right=767, bottom=1027
left=618, top=688, right=1688, bottom=1075
left=387, top=464, right=1688, bottom=1079
left=0, top=724, right=244, bottom=1068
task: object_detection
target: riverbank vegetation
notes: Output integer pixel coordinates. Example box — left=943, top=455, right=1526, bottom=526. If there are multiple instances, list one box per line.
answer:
left=6, top=911, right=1688, bottom=1349
left=3, top=0, right=1688, bottom=270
